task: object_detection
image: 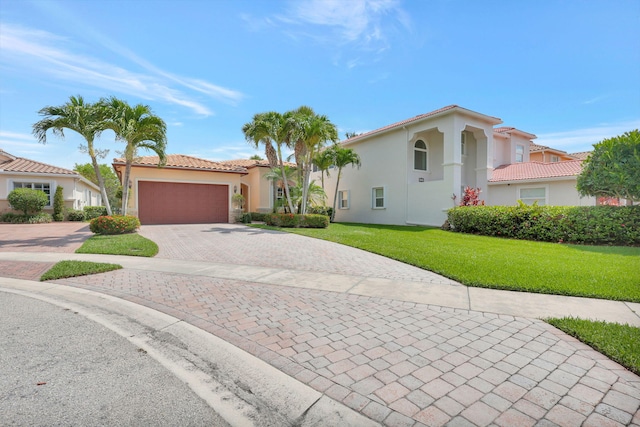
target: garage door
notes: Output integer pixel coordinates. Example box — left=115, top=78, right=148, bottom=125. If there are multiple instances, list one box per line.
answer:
left=138, top=181, right=228, bottom=225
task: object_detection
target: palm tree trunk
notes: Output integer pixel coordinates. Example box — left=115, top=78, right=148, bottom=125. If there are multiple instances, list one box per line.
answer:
left=278, top=155, right=295, bottom=214
left=331, top=168, right=342, bottom=222
left=121, top=164, right=132, bottom=215
left=90, top=156, right=112, bottom=215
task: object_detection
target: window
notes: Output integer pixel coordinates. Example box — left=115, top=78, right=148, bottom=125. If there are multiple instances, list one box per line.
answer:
left=13, top=182, right=52, bottom=206
left=338, top=190, right=349, bottom=209
left=551, top=155, right=560, bottom=163
left=414, top=140, right=427, bottom=171
left=276, top=187, right=284, bottom=200
left=372, top=187, right=385, bottom=209
left=461, top=133, right=466, bottom=156
left=515, top=145, right=524, bottom=163
left=519, top=187, right=546, bottom=205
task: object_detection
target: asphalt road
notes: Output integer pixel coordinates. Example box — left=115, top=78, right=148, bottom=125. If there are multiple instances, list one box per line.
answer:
left=0, top=292, right=230, bottom=427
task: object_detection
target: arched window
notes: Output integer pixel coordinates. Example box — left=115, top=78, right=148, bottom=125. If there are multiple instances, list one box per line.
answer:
left=414, top=140, right=427, bottom=171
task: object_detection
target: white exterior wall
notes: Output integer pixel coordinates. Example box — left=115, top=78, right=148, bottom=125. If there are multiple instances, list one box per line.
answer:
left=492, top=135, right=511, bottom=168
left=487, top=179, right=596, bottom=206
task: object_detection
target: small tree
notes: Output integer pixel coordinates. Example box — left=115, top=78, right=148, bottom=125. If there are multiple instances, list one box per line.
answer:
left=577, top=129, right=640, bottom=203
left=8, top=188, right=49, bottom=216
left=53, top=186, right=64, bottom=221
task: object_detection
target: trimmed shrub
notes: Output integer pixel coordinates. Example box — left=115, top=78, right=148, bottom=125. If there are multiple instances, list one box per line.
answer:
left=89, top=215, right=140, bottom=235
left=53, top=186, right=64, bottom=221
left=67, top=210, right=86, bottom=222
left=264, top=213, right=329, bottom=228
left=240, top=212, right=252, bottom=223
left=308, top=206, right=333, bottom=219
left=7, top=188, right=49, bottom=215
left=249, top=212, right=268, bottom=222
left=446, top=204, right=640, bottom=246
left=84, top=206, right=108, bottom=220
left=0, top=212, right=52, bottom=224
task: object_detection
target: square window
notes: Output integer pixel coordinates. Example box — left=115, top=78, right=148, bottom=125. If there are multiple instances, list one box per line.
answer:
left=520, top=187, right=546, bottom=205
left=13, top=182, right=52, bottom=206
left=338, top=190, right=349, bottom=209
left=372, top=187, right=385, bottom=209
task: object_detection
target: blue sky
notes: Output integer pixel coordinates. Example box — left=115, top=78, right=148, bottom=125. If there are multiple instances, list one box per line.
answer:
left=1, top=0, right=639, bottom=170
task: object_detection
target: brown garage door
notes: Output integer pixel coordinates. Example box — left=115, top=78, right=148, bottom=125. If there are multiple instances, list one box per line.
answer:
left=138, top=181, right=228, bottom=225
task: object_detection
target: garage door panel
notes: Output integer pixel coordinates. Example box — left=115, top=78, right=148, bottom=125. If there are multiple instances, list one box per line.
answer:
left=138, top=181, right=228, bottom=225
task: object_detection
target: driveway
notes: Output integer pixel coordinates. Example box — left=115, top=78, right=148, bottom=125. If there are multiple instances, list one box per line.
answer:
left=0, top=222, right=91, bottom=253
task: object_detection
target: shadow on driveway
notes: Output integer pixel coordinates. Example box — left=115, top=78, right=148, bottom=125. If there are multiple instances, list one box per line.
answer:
left=0, top=223, right=92, bottom=253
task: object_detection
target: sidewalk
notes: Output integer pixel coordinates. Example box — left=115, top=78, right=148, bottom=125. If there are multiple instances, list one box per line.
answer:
left=1, top=250, right=639, bottom=426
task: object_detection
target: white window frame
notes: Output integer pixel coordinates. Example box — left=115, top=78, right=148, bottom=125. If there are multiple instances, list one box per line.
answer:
left=413, top=140, right=428, bottom=171
left=550, top=155, right=560, bottom=163
left=372, top=187, right=385, bottom=209
left=13, top=181, right=53, bottom=207
left=518, top=185, right=547, bottom=206
left=338, top=190, right=350, bottom=209
left=461, top=133, right=467, bottom=156
left=515, top=144, right=525, bottom=163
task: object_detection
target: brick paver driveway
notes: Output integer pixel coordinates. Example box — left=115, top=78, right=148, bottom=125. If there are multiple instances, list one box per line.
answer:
left=0, top=222, right=91, bottom=253
left=53, top=223, right=640, bottom=427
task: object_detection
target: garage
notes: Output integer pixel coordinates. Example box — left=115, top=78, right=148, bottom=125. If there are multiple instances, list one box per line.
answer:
left=138, top=181, right=228, bottom=225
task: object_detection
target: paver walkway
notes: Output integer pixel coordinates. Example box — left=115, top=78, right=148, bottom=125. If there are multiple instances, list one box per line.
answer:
left=0, top=222, right=91, bottom=253
left=1, top=223, right=639, bottom=426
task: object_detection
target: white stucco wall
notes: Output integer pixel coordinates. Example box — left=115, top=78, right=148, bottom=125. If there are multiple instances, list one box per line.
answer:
left=487, top=179, right=596, bottom=206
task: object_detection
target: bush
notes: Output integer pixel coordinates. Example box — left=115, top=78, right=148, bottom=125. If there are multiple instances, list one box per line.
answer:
left=67, top=210, right=86, bottom=221
left=446, top=204, right=640, bottom=245
left=84, top=206, right=108, bottom=220
left=89, top=215, right=140, bottom=235
left=249, top=212, right=268, bottom=222
left=240, top=212, right=252, bottom=223
left=7, top=188, right=49, bottom=215
left=264, top=213, right=329, bottom=228
left=53, top=186, right=64, bottom=221
left=308, top=206, right=333, bottom=219
left=0, top=212, right=52, bottom=224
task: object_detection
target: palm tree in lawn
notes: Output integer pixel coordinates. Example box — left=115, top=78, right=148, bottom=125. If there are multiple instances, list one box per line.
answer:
left=291, top=106, right=338, bottom=214
left=330, top=145, right=361, bottom=222
left=32, top=95, right=114, bottom=215
left=313, top=148, right=334, bottom=191
left=242, top=112, right=295, bottom=213
left=100, top=97, right=167, bottom=215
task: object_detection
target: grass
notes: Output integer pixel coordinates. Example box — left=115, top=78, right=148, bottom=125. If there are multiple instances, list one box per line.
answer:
left=251, top=223, right=640, bottom=302
left=41, top=260, right=122, bottom=281
left=76, top=233, right=158, bottom=257
left=546, top=317, right=640, bottom=375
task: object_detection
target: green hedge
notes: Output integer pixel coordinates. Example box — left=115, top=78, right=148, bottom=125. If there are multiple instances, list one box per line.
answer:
left=89, top=215, right=140, bottom=235
left=0, top=212, right=52, bottom=224
left=446, top=204, right=640, bottom=245
left=264, top=213, right=329, bottom=228
left=67, top=210, right=86, bottom=221
left=83, top=206, right=108, bottom=220
left=249, top=212, right=268, bottom=222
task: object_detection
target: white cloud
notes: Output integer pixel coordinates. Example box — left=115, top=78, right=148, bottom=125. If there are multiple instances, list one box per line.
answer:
left=536, top=120, right=640, bottom=153
left=0, top=24, right=244, bottom=116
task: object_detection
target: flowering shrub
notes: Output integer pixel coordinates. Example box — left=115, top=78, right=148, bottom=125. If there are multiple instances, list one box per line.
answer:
left=460, top=187, right=485, bottom=206
left=446, top=204, right=639, bottom=246
left=264, top=213, right=328, bottom=228
left=89, top=215, right=140, bottom=235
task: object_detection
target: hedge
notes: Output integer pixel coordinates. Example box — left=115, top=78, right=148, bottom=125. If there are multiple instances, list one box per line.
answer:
left=89, top=215, right=140, bottom=235
left=446, top=204, right=640, bottom=246
left=0, top=212, right=52, bottom=224
left=264, top=213, right=329, bottom=228
left=67, top=210, right=86, bottom=221
left=84, top=206, right=108, bottom=220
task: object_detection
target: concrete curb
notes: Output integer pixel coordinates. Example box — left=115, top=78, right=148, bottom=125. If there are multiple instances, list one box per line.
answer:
left=0, top=278, right=378, bottom=427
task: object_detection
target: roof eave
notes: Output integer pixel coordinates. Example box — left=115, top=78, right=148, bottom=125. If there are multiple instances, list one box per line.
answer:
left=112, top=162, right=247, bottom=174
left=488, top=175, right=578, bottom=185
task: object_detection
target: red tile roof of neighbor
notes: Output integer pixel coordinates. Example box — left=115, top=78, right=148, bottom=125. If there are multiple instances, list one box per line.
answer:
left=0, top=150, right=77, bottom=175
left=569, top=151, right=591, bottom=160
left=343, top=105, right=502, bottom=144
left=490, top=160, right=583, bottom=182
left=221, top=159, right=272, bottom=168
left=528, top=143, right=569, bottom=154
left=113, top=154, right=247, bottom=173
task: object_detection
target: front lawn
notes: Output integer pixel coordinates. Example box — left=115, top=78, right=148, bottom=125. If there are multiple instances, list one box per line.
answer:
left=41, top=260, right=122, bottom=281
left=547, top=317, right=640, bottom=375
left=253, top=223, right=640, bottom=302
left=76, top=233, right=158, bottom=257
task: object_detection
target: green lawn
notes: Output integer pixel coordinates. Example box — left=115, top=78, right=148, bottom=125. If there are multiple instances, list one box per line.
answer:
left=41, top=260, right=122, bottom=281
left=546, top=317, right=640, bottom=375
left=76, top=233, right=158, bottom=257
left=253, top=223, right=640, bottom=302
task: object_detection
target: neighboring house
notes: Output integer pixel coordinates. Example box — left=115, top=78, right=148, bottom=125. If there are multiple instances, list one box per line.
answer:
left=528, top=142, right=578, bottom=163
left=314, top=105, right=595, bottom=226
left=220, top=159, right=276, bottom=213
left=112, top=154, right=248, bottom=225
left=0, top=149, right=101, bottom=214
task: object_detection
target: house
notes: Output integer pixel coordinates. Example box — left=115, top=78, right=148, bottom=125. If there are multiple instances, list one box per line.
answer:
left=314, top=105, right=595, bottom=226
left=528, top=142, right=578, bottom=163
left=0, top=149, right=101, bottom=214
left=220, top=159, right=277, bottom=214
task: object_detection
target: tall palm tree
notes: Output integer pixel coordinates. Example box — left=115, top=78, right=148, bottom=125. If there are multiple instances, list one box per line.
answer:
left=242, top=112, right=295, bottom=213
left=100, top=97, right=167, bottom=215
left=32, top=95, right=113, bottom=215
left=330, top=145, right=361, bottom=222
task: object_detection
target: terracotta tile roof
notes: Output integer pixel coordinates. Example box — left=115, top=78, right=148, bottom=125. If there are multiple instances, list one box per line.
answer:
left=343, top=105, right=502, bottom=144
left=494, top=127, right=516, bottom=133
left=221, top=159, right=272, bottom=168
left=113, top=154, right=247, bottom=173
left=529, top=143, right=568, bottom=154
left=0, top=150, right=77, bottom=175
left=490, top=160, right=583, bottom=182
left=569, top=151, right=591, bottom=160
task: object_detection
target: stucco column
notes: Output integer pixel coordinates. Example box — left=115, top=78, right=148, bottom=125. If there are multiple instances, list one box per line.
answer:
left=439, top=116, right=465, bottom=201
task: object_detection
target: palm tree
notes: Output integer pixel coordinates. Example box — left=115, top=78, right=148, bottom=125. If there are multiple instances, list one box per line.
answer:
left=100, top=97, right=167, bottom=215
left=32, top=95, right=113, bottom=215
left=263, top=165, right=297, bottom=212
left=291, top=107, right=338, bottom=214
left=330, top=145, right=361, bottom=222
left=242, top=112, right=296, bottom=213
